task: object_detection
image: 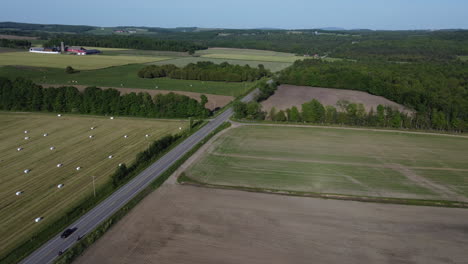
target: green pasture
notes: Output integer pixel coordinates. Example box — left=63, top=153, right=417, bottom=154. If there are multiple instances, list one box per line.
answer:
left=186, top=125, right=468, bottom=200
left=0, top=65, right=251, bottom=97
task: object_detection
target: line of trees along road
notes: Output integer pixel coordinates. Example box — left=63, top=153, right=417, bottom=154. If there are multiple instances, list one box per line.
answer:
left=0, top=77, right=209, bottom=118
left=234, top=98, right=466, bottom=132
left=138, top=61, right=271, bottom=82
left=276, top=59, right=468, bottom=132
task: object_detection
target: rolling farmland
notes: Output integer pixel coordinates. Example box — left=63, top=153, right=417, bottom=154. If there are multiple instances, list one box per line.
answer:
left=0, top=51, right=169, bottom=70
left=0, top=65, right=250, bottom=97
left=185, top=125, right=468, bottom=202
left=0, top=112, right=187, bottom=256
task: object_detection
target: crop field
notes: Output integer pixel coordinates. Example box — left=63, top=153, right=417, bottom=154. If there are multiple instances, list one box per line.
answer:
left=0, top=112, right=187, bottom=256
left=185, top=125, right=468, bottom=202
left=197, top=47, right=303, bottom=63
left=0, top=51, right=169, bottom=70
left=459, top=56, right=468, bottom=61
left=0, top=65, right=251, bottom=97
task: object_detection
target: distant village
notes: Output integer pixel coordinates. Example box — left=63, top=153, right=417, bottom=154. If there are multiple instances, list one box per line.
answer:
left=29, top=42, right=101, bottom=55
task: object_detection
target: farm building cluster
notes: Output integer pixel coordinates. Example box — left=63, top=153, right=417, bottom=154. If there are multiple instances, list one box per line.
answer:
left=29, top=42, right=101, bottom=55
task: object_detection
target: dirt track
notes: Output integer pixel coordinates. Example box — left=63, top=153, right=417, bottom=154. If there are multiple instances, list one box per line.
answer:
left=42, top=84, right=233, bottom=110
left=262, top=84, right=412, bottom=113
left=75, top=176, right=468, bottom=264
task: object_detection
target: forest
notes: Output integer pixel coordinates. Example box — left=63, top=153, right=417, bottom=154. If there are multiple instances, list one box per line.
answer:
left=138, top=61, right=270, bottom=82
left=254, top=59, right=468, bottom=131
left=0, top=39, right=31, bottom=49
left=0, top=77, right=209, bottom=118
left=44, top=35, right=207, bottom=53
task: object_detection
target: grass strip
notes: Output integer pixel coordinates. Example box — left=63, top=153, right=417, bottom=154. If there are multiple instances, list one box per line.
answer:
left=178, top=174, right=468, bottom=209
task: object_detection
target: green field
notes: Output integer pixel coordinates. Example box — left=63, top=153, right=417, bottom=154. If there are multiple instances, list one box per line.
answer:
left=197, top=47, right=302, bottom=63
left=0, top=65, right=251, bottom=96
left=0, top=51, right=169, bottom=70
left=151, top=57, right=292, bottom=72
left=458, top=56, right=468, bottom=61
left=185, top=125, right=468, bottom=201
left=0, top=112, right=187, bottom=256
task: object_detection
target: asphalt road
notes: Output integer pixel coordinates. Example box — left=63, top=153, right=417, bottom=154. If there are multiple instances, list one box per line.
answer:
left=20, top=90, right=257, bottom=264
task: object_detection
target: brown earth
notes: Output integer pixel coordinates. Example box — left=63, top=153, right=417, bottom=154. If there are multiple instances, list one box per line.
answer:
left=75, top=173, right=468, bottom=264
left=262, top=84, right=413, bottom=114
left=0, top=34, right=38, bottom=40
left=42, top=84, right=233, bottom=110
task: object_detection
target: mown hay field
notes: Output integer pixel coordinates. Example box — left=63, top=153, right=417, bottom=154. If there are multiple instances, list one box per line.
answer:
left=0, top=112, right=187, bottom=256
left=185, top=125, right=468, bottom=201
left=0, top=51, right=169, bottom=70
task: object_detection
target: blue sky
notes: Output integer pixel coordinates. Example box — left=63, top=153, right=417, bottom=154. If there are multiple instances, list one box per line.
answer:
left=2, top=0, right=467, bottom=29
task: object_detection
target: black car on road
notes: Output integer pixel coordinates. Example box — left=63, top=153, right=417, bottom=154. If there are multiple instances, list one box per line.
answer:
left=60, top=227, right=77, bottom=239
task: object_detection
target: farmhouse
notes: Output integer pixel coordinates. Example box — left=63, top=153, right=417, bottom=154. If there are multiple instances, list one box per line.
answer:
left=66, top=46, right=101, bottom=56
left=28, top=45, right=101, bottom=55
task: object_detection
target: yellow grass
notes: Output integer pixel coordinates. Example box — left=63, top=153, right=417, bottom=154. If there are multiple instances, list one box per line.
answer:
left=0, top=112, right=187, bottom=256
left=0, top=51, right=169, bottom=70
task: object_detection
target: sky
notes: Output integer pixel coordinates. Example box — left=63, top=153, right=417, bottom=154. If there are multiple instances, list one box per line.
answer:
left=1, top=0, right=467, bottom=30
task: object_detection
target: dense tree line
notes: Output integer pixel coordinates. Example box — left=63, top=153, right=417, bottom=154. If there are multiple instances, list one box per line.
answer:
left=277, top=59, right=468, bottom=131
left=255, top=80, right=278, bottom=101
left=234, top=98, right=466, bottom=132
left=44, top=34, right=207, bottom=53
left=0, top=77, right=209, bottom=118
left=138, top=61, right=270, bottom=82
left=0, top=22, right=95, bottom=33
left=112, top=135, right=180, bottom=187
left=0, top=38, right=31, bottom=49
left=142, top=29, right=468, bottom=62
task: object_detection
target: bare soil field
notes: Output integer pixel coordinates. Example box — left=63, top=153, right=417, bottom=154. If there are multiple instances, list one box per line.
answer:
left=262, top=84, right=412, bottom=113
left=43, top=84, right=233, bottom=110
left=75, top=179, right=468, bottom=264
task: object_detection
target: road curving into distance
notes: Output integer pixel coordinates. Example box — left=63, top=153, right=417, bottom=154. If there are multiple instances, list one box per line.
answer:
left=20, top=89, right=258, bottom=264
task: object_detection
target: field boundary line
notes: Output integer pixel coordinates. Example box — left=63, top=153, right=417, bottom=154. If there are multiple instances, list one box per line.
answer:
left=211, top=152, right=468, bottom=172
left=232, top=121, right=468, bottom=138
left=178, top=179, right=468, bottom=209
